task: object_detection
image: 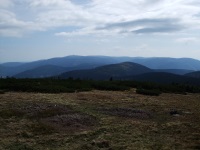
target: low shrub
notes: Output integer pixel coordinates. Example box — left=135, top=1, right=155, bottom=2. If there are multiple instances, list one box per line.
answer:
left=92, top=82, right=129, bottom=91
left=0, top=90, right=5, bottom=94
left=136, top=88, right=161, bottom=96
left=1, top=78, right=200, bottom=94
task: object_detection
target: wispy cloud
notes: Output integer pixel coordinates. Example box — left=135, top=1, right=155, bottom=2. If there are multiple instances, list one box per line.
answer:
left=95, top=18, right=183, bottom=34
left=0, top=0, right=200, bottom=37
left=133, top=26, right=182, bottom=34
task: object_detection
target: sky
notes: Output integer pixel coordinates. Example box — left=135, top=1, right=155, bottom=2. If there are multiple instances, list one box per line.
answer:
left=0, top=0, right=200, bottom=63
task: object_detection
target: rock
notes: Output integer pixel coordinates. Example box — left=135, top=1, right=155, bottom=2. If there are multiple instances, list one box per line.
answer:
left=182, top=111, right=193, bottom=114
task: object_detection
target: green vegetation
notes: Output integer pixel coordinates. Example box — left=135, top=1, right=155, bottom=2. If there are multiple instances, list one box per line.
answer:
left=91, top=81, right=129, bottom=91
left=1, top=78, right=200, bottom=94
left=0, top=90, right=5, bottom=94
left=0, top=78, right=92, bottom=93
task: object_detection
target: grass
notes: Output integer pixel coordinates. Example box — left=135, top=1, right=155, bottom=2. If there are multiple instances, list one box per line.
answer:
left=29, top=121, right=56, bottom=135
left=5, top=141, right=34, bottom=150
left=0, top=109, right=24, bottom=119
left=0, top=90, right=200, bottom=149
left=136, top=88, right=161, bottom=96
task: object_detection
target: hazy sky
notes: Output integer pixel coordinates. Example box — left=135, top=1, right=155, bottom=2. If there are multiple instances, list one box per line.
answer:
left=0, top=0, right=200, bottom=62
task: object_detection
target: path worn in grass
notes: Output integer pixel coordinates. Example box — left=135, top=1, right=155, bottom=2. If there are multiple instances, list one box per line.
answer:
left=0, top=90, right=200, bottom=149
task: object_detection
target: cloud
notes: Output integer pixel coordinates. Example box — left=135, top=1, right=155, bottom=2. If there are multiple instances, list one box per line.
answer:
left=1, top=0, right=200, bottom=37
left=133, top=26, right=181, bottom=34
left=0, top=9, right=43, bottom=37
left=176, top=37, right=199, bottom=43
left=0, top=10, right=27, bottom=37
left=0, top=0, right=88, bottom=37
left=0, top=0, right=13, bottom=8
left=29, top=0, right=69, bottom=8
left=96, top=18, right=183, bottom=34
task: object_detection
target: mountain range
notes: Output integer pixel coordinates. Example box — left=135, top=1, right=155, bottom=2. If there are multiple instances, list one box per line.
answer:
left=14, top=65, right=68, bottom=78
left=1, top=55, right=200, bottom=85
left=59, top=62, right=153, bottom=80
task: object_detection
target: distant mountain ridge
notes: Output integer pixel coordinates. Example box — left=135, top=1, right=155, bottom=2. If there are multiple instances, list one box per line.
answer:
left=14, top=65, right=68, bottom=78
left=1, top=55, right=200, bottom=77
left=1, top=55, right=132, bottom=77
left=59, top=62, right=153, bottom=80
left=129, top=57, right=200, bottom=70
left=154, top=69, right=193, bottom=75
left=0, top=62, right=26, bottom=67
left=57, top=62, right=200, bottom=85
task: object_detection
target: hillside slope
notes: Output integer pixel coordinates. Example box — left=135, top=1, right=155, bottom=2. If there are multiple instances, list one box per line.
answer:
left=59, top=62, right=153, bottom=80
left=154, top=69, right=194, bottom=75
left=131, top=57, right=200, bottom=70
left=185, top=71, right=200, bottom=79
left=1, top=56, right=200, bottom=77
left=0, top=56, right=132, bottom=77
left=125, top=72, right=200, bottom=85
left=14, top=65, right=68, bottom=78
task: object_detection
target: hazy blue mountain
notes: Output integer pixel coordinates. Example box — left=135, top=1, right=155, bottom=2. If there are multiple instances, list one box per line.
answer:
left=0, top=56, right=133, bottom=77
left=1, top=55, right=200, bottom=77
left=0, top=65, right=17, bottom=77
left=130, top=57, right=200, bottom=70
left=154, top=69, right=194, bottom=75
left=185, top=71, right=200, bottom=79
left=1, top=62, right=26, bottom=67
left=14, top=65, right=68, bottom=78
left=0, top=62, right=27, bottom=77
left=0, top=65, right=5, bottom=77
left=59, top=62, right=153, bottom=80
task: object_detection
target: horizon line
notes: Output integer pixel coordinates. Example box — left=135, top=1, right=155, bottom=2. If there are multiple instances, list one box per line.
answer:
left=1, top=55, right=200, bottom=64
